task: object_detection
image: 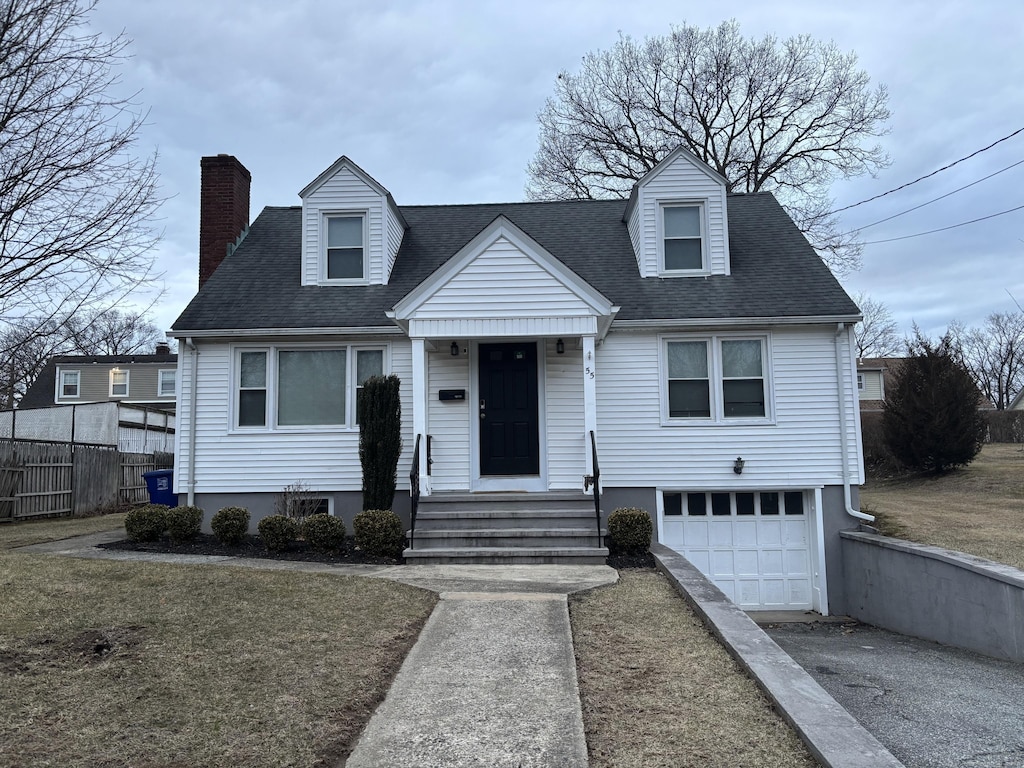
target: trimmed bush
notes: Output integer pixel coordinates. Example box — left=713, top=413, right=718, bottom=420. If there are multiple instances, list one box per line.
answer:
left=211, top=506, right=250, bottom=545
left=166, top=505, right=204, bottom=543
left=301, top=513, right=347, bottom=552
left=258, top=514, right=299, bottom=551
left=353, top=508, right=405, bottom=558
left=607, top=507, right=653, bottom=554
left=124, top=504, right=169, bottom=542
left=359, top=375, right=403, bottom=511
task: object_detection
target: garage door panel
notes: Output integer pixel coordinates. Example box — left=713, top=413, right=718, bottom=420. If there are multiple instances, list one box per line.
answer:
left=663, top=489, right=812, bottom=610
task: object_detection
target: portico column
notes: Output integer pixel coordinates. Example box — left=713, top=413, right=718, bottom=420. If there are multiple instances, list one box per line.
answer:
left=582, top=334, right=597, bottom=488
left=411, top=337, right=430, bottom=495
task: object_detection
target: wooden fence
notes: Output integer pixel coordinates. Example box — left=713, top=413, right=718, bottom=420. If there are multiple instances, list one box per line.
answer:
left=0, top=438, right=173, bottom=522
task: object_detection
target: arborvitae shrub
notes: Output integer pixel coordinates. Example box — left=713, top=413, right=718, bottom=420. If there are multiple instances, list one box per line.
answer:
left=211, top=506, right=250, bottom=545
left=166, top=505, right=204, bottom=543
left=258, top=515, right=299, bottom=552
left=301, top=513, right=347, bottom=552
left=124, top=504, right=169, bottom=542
left=606, top=507, right=653, bottom=553
left=359, top=375, right=403, bottom=511
left=353, top=509, right=405, bottom=558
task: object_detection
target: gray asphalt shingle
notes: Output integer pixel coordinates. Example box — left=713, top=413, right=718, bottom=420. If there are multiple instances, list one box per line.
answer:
left=172, top=194, right=858, bottom=332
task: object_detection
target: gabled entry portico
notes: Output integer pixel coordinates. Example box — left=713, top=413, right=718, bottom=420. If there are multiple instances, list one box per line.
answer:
left=388, top=215, right=617, bottom=497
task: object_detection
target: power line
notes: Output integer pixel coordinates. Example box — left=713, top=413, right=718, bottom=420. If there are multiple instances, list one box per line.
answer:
left=832, top=125, right=1024, bottom=215
left=849, top=158, right=1024, bottom=233
left=860, top=203, right=1024, bottom=245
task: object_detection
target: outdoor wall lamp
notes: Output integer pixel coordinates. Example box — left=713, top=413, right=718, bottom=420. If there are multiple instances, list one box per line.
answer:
left=733, top=457, right=745, bottom=474
left=556, top=338, right=565, bottom=354
left=450, top=341, right=459, bottom=357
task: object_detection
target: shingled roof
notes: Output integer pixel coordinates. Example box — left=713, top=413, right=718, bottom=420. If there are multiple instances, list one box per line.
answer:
left=172, top=194, right=859, bottom=332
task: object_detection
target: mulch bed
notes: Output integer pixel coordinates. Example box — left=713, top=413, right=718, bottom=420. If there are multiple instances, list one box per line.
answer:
left=101, top=534, right=657, bottom=569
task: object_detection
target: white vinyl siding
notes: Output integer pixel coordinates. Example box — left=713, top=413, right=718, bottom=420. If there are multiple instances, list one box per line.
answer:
left=410, top=237, right=595, bottom=319
left=302, top=166, right=384, bottom=285
left=597, top=327, right=862, bottom=488
left=427, top=348, right=471, bottom=491
left=544, top=339, right=585, bottom=490
left=385, top=202, right=405, bottom=284
left=177, top=339, right=413, bottom=494
left=627, top=151, right=730, bottom=277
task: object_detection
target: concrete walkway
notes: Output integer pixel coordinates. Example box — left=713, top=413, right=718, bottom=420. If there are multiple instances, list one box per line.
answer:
left=19, top=531, right=617, bottom=767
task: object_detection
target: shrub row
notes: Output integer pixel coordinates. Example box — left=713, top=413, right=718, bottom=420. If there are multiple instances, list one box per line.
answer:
left=125, top=504, right=204, bottom=543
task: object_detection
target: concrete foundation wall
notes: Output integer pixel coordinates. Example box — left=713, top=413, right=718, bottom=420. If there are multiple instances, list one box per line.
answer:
left=822, top=484, right=859, bottom=616
left=841, top=531, right=1024, bottom=663
left=194, top=491, right=412, bottom=533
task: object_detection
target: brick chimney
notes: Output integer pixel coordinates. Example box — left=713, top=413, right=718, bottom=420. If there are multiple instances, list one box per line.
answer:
left=199, top=154, right=251, bottom=288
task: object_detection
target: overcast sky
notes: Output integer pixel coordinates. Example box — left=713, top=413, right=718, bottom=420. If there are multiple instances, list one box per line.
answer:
left=87, top=0, right=1024, bottom=341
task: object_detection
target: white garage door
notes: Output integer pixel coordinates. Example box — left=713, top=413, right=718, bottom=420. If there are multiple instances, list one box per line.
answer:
left=661, top=490, right=812, bottom=610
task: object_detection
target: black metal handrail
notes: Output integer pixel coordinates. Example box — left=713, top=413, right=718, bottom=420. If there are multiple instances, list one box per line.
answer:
left=589, top=430, right=601, bottom=545
left=409, top=433, right=421, bottom=550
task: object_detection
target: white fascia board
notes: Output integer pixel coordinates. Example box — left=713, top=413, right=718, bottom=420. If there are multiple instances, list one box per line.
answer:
left=611, top=314, right=863, bottom=332
left=391, top=215, right=615, bottom=320
left=298, top=155, right=393, bottom=200
left=167, top=326, right=405, bottom=340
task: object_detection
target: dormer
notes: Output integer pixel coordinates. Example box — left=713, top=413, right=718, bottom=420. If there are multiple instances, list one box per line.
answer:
left=623, top=146, right=731, bottom=278
left=298, top=156, right=407, bottom=286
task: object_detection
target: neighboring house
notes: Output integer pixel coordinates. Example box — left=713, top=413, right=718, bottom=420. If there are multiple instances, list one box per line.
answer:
left=0, top=401, right=175, bottom=453
left=1010, top=389, right=1024, bottom=410
left=20, top=347, right=178, bottom=412
left=170, top=150, right=866, bottom=615
left=856, top=357, right=896, bottom=413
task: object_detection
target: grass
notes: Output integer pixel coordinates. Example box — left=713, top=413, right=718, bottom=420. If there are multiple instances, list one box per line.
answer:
left=861, top=442, right=1024, bottom=570
left=0, top=512, right=127, bottom=549
left=0, top=530, right=437, bottom=767
left=570, top=570, right=817, bottom=768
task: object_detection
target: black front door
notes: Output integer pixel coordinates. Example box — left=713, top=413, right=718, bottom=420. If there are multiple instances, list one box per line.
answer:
left=479, top=342, right=540, bottom=476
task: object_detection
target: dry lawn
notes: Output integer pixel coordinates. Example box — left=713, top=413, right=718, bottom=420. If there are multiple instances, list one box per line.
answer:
left=0, top=512, right=127, bottom=549
left=570, top=570, right=817, bottom=768
left=0, top=549, right=437, bottom=767
left=861, top=443, right=1024, bottom=570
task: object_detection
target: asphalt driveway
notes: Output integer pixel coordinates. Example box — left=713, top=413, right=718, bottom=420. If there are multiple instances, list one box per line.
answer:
left=765, top=621, right=1024, bottom=768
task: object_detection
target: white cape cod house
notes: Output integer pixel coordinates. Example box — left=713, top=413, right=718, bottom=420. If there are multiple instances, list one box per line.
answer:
left=170, top=149, right=866, bottom=614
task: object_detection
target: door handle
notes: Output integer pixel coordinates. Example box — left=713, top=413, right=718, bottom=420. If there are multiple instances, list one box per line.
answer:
left=480, top=399, right=486, bottom=419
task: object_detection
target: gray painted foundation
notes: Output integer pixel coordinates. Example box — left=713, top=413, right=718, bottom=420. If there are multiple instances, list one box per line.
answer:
left=194, top=491, right=412, bottom=533
left=841, top=530, right=1024, bottom=663
left=821, top=484, right=861, bottom=617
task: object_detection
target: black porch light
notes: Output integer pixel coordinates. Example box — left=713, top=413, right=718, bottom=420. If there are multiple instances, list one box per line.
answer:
left=450, top=341, right=459, bottom=357
left=556, top=338, right=565, bottom=354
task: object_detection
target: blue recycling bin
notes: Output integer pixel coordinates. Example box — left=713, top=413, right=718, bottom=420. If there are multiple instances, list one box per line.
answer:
left=142, top=469, right=178, bottom=507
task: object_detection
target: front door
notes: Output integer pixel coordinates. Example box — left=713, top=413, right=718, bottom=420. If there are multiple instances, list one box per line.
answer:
left=478, top=342, right=540, bottom=475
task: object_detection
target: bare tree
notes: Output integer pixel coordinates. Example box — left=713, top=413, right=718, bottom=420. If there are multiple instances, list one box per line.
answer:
left=950, top=312, right=1024, bottom=410
left=66, top=307, right=162, bottom=355
left=527, top=20, right=891, bottom=274
left=0, top=0, right=161, bottom=336
left=853, top=292, right=902, bottom=359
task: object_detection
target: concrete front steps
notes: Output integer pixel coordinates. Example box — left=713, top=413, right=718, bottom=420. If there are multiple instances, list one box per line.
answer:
left=404, top=492, right=608, bottom=565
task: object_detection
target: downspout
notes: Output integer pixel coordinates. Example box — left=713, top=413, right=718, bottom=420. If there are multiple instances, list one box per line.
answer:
left=835, top=323, right=874, bottom=523
left=185, top=337, right=199, bottom=506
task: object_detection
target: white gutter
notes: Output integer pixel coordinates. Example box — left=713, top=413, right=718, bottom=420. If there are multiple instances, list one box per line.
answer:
left=835, top=323, right=874, bottom=523
left=185, top=337, right=199, bottom=506
left=613, top=314, right=862, bottom=331
left=167, top=326, right=404, bottom=339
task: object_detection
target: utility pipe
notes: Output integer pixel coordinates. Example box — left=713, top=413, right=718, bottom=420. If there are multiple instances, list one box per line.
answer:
left=185, top=337, right=199, bottom=506
left=835, top=323, right=874, bottom=523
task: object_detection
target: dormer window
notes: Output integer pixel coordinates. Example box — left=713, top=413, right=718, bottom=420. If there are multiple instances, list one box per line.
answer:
left=661, top=203, right=706, bottom=273
left=325, top=214, right=366, bottom=281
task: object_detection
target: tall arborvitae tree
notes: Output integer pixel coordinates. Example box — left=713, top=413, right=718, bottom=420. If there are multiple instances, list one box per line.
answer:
left=882, top=333, right=987, bottom=474
left=358, top=375, right=403, bottom=511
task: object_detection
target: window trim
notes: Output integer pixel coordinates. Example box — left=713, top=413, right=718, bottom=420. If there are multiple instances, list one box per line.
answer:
left=231, top=342, right=389, bottom=432
left=660, top=333, right=773, bottom=425
left=59, top=369, right=81, bottom=399
left=320, top=211, right=369, bottom=284
left=109, top=369, right=130, bottom=398
left=658, top=200, right=709, bottom=276
left=158, top=369, right=176, bottom=397
left=856, top=373, right=865, bottom=391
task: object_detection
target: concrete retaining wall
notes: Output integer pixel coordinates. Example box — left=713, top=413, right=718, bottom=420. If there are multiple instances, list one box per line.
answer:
left=841, top=530, right=1024, bottom=663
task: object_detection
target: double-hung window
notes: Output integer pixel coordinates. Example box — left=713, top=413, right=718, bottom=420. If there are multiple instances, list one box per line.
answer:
left=234, top=345, right=387, bottom=430
left=158, top=369, right=176, bottom=397
left=60, top=370, right=80, bottom=398
left=661, top=203, right=705, bottom=272
left=664, top=336, right=769, bottom=422
left=325, top=214, right=365, bottom=281
left=110, top=369, right=129, bottom=397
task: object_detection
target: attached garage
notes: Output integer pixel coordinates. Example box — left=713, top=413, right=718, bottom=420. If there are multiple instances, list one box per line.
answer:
left=659, top=490, right=813, bottom=610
